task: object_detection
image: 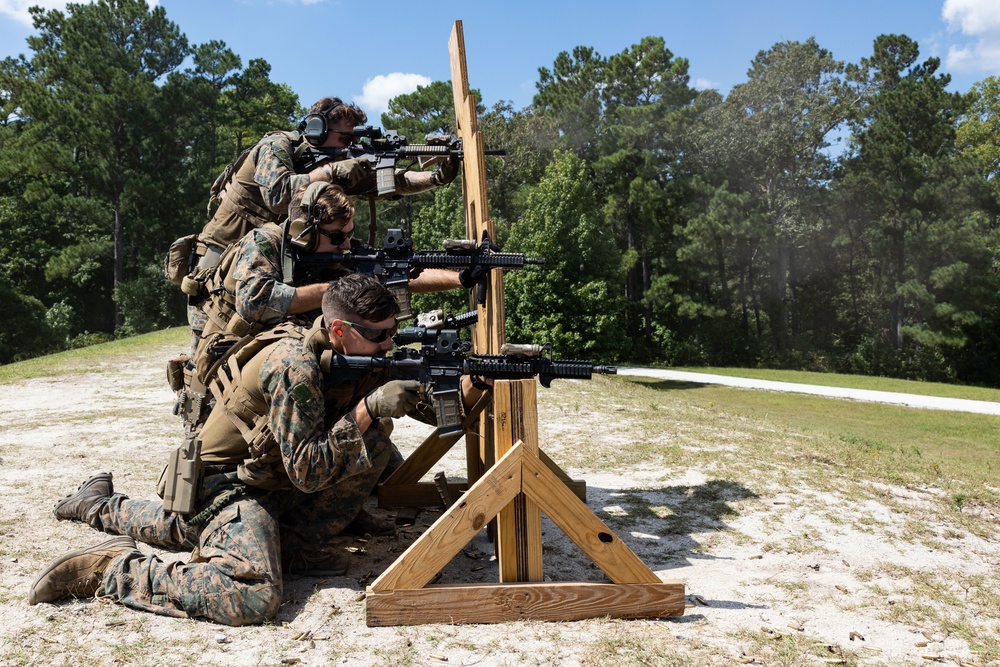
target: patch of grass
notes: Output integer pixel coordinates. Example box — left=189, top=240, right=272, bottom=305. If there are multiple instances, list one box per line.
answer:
left=610, top=377, right=1000, bottom=503
left=578, top=621, right=696, bottom=666
left=731, top=626, right=860, bottom=667
left=0, top=327, right=189, bottom=384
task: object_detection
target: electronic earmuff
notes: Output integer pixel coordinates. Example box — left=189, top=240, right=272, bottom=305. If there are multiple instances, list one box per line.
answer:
left=286, top=181, right=330, bottom=252
left=298, top=102, right=341, bottom=146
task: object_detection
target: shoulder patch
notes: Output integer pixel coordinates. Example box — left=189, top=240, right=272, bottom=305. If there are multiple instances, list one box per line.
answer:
left=258, top=237, right=274, bottom=257
left=290, top=382, right=319, bottom=406
left=273, top=147, right=292, bottom=165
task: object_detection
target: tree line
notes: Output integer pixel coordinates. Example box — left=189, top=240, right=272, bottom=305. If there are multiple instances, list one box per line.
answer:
left=2, top=1, right=999, bottom=387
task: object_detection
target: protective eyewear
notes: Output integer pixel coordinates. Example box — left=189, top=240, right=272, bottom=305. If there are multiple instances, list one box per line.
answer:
left=313, top=225, right=352, bottom=245
left=329, top=129, right=356, bottom=143
left=342, top=320, right=398, bottom=343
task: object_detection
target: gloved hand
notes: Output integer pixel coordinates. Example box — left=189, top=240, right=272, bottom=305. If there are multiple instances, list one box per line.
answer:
left=364, top=380, right=422, bottom=419
left=459, top=264, right=485, bottom=289
left=326, top=158, right=372, bottom=190
left=432, top=155, right=460, bottom=186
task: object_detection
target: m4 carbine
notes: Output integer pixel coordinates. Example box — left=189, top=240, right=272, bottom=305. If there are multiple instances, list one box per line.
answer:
left=299, top=127, right=505, bottom=196
left=294, top=229, right=544, bottom=320
left=330, top=327, right=617, bottom=435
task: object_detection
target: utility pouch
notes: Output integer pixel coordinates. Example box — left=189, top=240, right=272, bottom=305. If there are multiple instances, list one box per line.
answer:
left=164, top=234, right=199, bottom=285
left=161, top=435, right=204, bottom=515
left=166, top=354, right=190, bottom=392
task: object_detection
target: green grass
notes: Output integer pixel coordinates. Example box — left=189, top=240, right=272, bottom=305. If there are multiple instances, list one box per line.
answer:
left=616, top=376, right=1000, bottom=492
left=0, top=326, right=189, bottom=384
left=673, top=366, right=1000, bottom=402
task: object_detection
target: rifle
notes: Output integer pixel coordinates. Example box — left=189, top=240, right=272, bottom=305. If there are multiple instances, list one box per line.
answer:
left=330, top=328, right=617, bottom=436
left=298, top=126, right=505, bottom=196
left=293, top=228, right=544, bottom=320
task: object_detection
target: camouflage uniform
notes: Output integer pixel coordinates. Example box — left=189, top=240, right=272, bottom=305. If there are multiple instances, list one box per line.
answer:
left=84, top=324, right=396, bottom=625
left=188, top=130, right=372, bottom=338
left=228, top=224, right=352, bottom=331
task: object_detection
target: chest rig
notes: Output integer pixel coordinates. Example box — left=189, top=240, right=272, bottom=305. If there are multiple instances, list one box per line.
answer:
left=200, top=318, right=387, bottom=490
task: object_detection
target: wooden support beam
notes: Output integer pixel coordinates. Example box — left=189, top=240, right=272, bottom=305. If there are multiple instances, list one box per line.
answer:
left=367, top=582, right=686, bottom=626
left=369, top=442, right=526, bottom=592
left=377, top=395, right=489, bottom=506
left=377, top=482, right=467, bottom=508
left=494, top=379, right=543, bottom=582
left=522, top=452, right=661, bottom=584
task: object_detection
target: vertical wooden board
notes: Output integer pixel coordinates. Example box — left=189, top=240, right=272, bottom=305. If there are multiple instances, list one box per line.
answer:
left=494, top=381, right=542, bottom=582
left=370, top=443, right=525, bottom=592
left=448, top=22, right=475, bottom=136
left=449, top=23, right=498, bottom=352
left=449, top=20, right=511, bottom=536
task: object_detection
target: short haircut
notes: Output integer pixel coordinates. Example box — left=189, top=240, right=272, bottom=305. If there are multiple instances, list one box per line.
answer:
left=322, top=273, right=399, bottom=325
left=288, top=182, right=355, bottom=226
left=310, top=97, right=367, bottom=128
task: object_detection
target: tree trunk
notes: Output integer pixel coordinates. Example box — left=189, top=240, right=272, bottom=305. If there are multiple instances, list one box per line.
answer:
left=113, top=204, right=124, bottom=329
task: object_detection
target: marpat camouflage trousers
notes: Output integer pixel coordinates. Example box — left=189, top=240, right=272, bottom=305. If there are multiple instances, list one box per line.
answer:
left=89, top=429, right=391, bottom=625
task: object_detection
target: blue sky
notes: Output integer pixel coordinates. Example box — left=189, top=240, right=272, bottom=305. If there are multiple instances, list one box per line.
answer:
left=2, top=0, right=1000, bottom=120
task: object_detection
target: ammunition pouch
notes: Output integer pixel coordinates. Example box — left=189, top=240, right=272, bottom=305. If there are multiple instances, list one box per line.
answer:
left=170, top=354, right=213, bottom=434
left=166, top=354, right=189, bottom=392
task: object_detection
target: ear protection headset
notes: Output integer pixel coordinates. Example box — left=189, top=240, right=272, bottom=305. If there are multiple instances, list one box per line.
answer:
left=286, top=181, right=330, bottom=252
left=299, top=102, right=341, bottom=146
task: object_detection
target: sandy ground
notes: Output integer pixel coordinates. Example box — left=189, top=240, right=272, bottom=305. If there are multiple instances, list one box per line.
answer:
left=0, top=339, right=997, bottom=666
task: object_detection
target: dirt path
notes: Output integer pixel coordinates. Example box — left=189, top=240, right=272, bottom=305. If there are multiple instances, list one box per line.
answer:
left=0, top=340, right=996, bottom=666
left=618, top=367, right=1000, bottom=415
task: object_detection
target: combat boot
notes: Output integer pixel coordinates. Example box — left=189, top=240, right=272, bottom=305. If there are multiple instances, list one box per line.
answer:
left=53, top=472, right=113, bottom=522
left=28, top=536, right=136, bottom=605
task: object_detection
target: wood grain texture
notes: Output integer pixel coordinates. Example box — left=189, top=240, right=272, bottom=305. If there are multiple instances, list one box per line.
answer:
left=367, top=581, right=686, bottom=626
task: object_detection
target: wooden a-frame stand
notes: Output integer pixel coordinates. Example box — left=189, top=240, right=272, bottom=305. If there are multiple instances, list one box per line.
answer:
left=366, top=21, right=685, bottom=626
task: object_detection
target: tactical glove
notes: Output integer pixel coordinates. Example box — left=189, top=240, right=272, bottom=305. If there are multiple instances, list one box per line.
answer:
left=326, top=158, right=372, bottom=189
left=432, top=155, right=460, bottom=186
left=364, top=380, right=422, bottom=419
left=459, top=264, right=485, bottom=289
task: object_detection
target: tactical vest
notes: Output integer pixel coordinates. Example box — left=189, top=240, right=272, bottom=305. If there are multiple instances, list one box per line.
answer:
left=200, top=223, right=285, bottom=341
left=200, top=131, right=308, bottom=251
left=198, top=318, right=388, bottom=490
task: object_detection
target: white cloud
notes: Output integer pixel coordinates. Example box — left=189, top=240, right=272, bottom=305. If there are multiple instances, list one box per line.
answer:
left=353, top=72, right=432, bottom=119
left=0, top=0, right=73, bottom=25
left=942, top=0, right=1000, bottom=71
left=693, top=77, right=717, bottom=91
left=942, top=0, right=1000, bottom=34
left=1, top=0, right=158, bottom=25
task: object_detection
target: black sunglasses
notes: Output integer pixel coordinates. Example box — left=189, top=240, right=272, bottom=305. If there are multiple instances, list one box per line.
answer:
left=313, top=225, right=352, bottom=245
left=342, top=320, right=398, bottom=343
